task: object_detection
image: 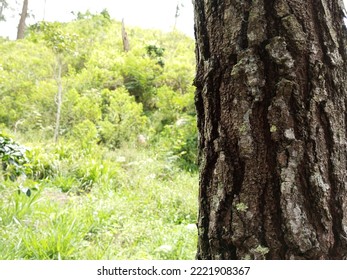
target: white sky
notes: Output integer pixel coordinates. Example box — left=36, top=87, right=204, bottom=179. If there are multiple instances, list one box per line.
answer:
left=0, top=0, right=194, bottom=39
left=0, top=0, right=347, bottom=40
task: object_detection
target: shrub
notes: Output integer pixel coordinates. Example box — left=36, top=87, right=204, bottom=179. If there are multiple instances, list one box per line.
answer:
left=159, top=116, right=198, bottom=171
left=98, top=88, right=148, bottom=148
left=0, top=133, right=29, bottom=180
left=71, top=119, right=98, bottom=149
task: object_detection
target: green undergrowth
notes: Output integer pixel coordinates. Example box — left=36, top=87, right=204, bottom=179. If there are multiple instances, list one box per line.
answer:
left=0, top=141, right=198, bottom=260
left=0, top=10, right=198, bottom=260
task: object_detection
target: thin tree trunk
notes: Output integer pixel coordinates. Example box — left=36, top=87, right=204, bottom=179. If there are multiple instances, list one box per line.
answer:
left=54, top=57, right=63, bottom=144
left=17, top=0, right=28, bottom=39
left=121, top=19, right=130, bottom=52
left=194, top=0, right=347, bottom=259
left=173, top=2, right=180, bottom=31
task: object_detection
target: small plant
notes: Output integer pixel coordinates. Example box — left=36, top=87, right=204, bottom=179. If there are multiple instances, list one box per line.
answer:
left=251, top=245, right=270, bottom=260
left=270, top=125, right=277, bottom=133
left=0, top=133, right=29, bottom=181
left=235, top=202, right=248, bottom=212
left=158, top=115, right=198, bottom=171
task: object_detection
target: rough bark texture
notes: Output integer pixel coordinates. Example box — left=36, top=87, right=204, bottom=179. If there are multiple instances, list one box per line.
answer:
left=194, top=0, right=347, bottom=259
left=17, top=0, right=28, bottom=40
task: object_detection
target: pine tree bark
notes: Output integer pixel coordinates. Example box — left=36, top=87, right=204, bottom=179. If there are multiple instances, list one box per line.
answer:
left=194, top=0, right=347, bottom=259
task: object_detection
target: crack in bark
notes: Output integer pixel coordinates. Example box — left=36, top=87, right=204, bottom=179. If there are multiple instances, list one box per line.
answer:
left=195, top=0, right=347, bottom=259
left=194, top=0, right=211, bottom=61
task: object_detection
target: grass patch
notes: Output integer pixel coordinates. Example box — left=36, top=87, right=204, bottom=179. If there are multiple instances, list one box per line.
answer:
left=0, top=145, right=198, bottom=260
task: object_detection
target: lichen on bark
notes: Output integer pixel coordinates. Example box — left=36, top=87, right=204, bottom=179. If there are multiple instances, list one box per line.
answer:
left=194, top=0, right=347, bottom=259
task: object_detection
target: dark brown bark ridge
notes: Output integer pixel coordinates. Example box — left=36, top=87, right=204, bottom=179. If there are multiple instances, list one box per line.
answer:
left=194, top=0, right=347, bottom=259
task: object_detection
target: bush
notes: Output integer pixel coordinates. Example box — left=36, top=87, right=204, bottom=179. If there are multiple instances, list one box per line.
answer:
left=71, top=119, right=98, bottom=149
left=0, top=133, right=29, bottom=180
left=98, top=88, right=148, bottom=148
left=158, top=116, right=198, bottom=171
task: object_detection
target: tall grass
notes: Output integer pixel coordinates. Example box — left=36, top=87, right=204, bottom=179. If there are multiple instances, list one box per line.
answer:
left=0, top=142, right=198, bottom=260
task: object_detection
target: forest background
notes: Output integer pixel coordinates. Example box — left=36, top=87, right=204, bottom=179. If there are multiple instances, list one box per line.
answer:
left=0, top=1, right=198, bottom=259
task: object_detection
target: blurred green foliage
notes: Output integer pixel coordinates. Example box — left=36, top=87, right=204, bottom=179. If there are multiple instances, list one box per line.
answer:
left=0, top=133, right=29, bottom=180
left=0, top=10, right=199, bottom=258
left=0, top=10, right=197, bottom=169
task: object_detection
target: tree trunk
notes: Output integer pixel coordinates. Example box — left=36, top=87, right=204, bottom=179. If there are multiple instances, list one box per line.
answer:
left=193, top=0, right=347, bottom=260
left=173, top=2, right=180, bottom=31
left=54, top=57, right=63, bottom=144
left=121, top=19, right=130, bottom=52
left=17, top=0, right=28, bottom=39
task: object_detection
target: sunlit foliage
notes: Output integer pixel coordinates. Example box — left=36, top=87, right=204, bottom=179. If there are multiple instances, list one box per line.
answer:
left=0, top=10, right=198, bottom=259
